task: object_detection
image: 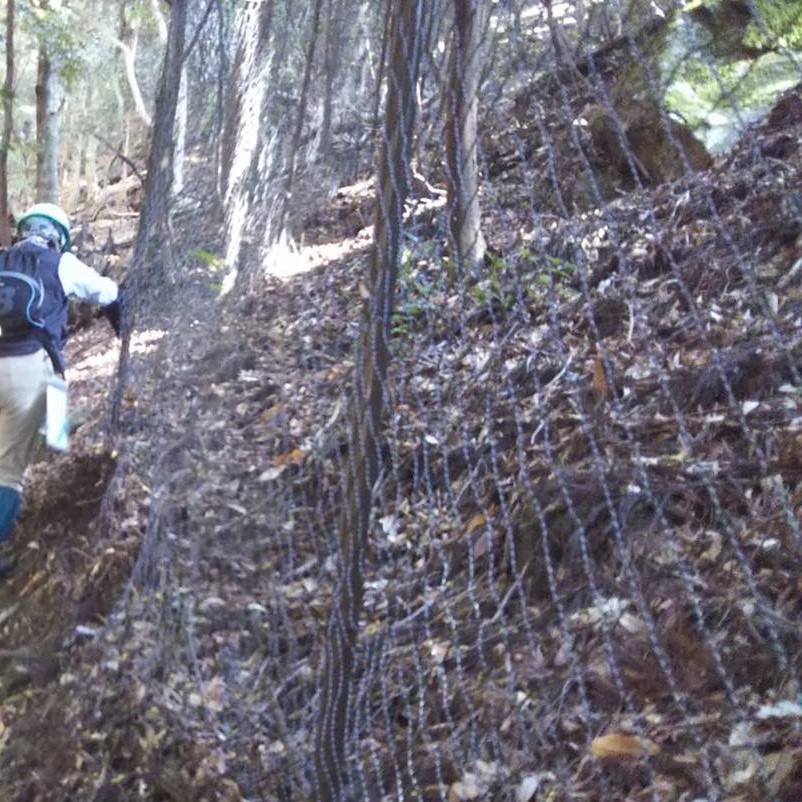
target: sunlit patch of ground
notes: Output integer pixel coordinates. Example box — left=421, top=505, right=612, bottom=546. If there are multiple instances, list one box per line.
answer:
left=266, top=229, right=373, bottom=278
left=68, top=328, right=167, bottom=382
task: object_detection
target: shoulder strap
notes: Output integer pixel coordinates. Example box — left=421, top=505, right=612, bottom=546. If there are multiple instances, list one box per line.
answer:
left=38, top=330, right=64, bottom=376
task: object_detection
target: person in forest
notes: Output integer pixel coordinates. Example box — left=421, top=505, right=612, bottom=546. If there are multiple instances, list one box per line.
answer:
left=0, top=203, right=124, bottom=579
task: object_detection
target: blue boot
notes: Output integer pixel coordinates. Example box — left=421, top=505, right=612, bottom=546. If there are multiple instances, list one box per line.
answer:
left=0, top=486, right=21, bottom=580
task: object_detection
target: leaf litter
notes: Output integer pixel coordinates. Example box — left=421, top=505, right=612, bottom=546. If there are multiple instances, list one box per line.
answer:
left=0, top=79, right=800, bottom=802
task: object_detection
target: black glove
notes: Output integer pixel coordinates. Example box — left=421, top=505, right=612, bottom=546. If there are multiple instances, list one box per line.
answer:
left=101, top=286, right=126, bottom=337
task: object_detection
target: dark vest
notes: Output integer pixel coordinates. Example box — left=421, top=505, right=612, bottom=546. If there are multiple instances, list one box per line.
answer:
left=0, top=241, right=68, bottom=373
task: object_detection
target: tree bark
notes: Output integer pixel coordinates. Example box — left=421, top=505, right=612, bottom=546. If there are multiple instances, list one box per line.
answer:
left=445, top=0, right=488, bottom=276
left=172, top=66, right=187, bottom=195
left=313, top=2, right=423, bottom=800
left=317, top=0, right=340, bottom=163
left=131, top=0, right=187, bottom=283
left=35, top=46, right=59, bottom=204
left=413, top=0, right=444, bottom=170
left=0, top=0, right=14, bottom=245
left=84, top=135, right=98, bottom=205
left=219, top=0, right=275, bottom=292
left=214, top=0, right=226, bottom=198
left=369, top=0, right=392, bottom=146
left=150, top=0, right=168, bottom=43
left=278, top=0, right=324, bottom=238
left=116, top=3, right=152, bottom=129
left=68, top=131, right=84, bottom=210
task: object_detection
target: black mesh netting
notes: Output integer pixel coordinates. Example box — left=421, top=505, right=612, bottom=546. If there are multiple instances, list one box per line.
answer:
left=2, top=1, right=802, bottom=801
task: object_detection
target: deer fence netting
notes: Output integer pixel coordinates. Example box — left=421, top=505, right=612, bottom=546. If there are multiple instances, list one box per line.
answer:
left=93, top=2, right=802, bottom=801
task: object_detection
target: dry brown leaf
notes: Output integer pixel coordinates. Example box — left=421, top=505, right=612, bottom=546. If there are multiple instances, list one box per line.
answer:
left=765, top=748, right=802, bottom=797
left=465, top=511, right=485, bottom=534
left=448, top=775, right=480, bottom=801
left=274, top=448, right=306, bottom=466
left=591, top=732, right=660, bottom=760
left=262, top=401, right=288, bottom=422
left=592, top=354, right=609, bottom=401
left=326, top=363, right=350, bottom=382
left=465, top=504, right=496, bottom=535
left=19, top=570, right=48, bottom=599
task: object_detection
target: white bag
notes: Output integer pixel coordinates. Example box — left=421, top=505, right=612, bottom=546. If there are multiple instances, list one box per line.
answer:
left=44, top=376, right=69, bottom=452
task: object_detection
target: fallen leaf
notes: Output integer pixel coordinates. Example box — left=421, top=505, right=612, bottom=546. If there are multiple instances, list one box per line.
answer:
left=766, top=748, right=802, bottom=796
left=592, top=354, right=608, bottom=401
left=448, top=774, right=480, bottom=801
left=516, top=773, right=554, bottom=802
left=274, top=448, right=306, bottom=466
left=465, top=504, right=496, bottom=535
left=19, top=570, right=47, bottom=598
left=465, top=511, right=486, bottom=534
left=742, top=400, right=760, bottom=415
left=261, top=401, right=287, bottom=422
left=756, top=700, right=802, bottom=719
left=258, top=466, right=285, bottom=482
left=591, top=732, right=660, bottom=760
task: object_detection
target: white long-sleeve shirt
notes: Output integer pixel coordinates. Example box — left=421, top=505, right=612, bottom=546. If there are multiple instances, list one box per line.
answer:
left=58, top=251, right=119, bottom=306
left=26, top=235, right=118, bottom=306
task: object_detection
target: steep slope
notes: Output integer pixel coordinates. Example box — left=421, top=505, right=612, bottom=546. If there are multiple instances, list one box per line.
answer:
left=0, top=72, right=800, bottom=802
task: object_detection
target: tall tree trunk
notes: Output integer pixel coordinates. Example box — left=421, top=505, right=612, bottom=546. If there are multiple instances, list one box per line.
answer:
left=122, top=112, right=132, bottom=180
left=35, top=46, right=60, bottom=204
left=369, top=0, right=392, bottom=146
left=68, top=131, right=84, bottom=210
left=313, top=2, right=424, bottom=800
left=150, top=0, right=168, bottom=42
left=214, top=0, right=227, bottom=199
left=172, top=66, right=188, bottom=195
left=445, top=0, right=487, bottom=276
left=65, top=82, right=85, bottom=208
left=111, top=73, right=127, bottom=179
left=412, top=0, right=444, bottom=171
left=116, top=2, right=152, bottom=129
left=219, top=0, right=275, bottom=292
left=317, top=0, right=339, bottom=164
left=0, top=0, right=14, bottom=245
left=84, top=135, right=98, bottom=204
left=278, top=0, right=324, bottom=239
left=131, top=0, right=187, bottom=283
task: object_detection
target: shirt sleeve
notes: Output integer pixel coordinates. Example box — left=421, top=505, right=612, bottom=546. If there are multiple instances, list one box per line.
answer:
left=57, top=253, right=119, bottom=306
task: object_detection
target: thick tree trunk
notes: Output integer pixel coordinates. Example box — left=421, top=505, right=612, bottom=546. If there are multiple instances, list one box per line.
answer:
left=278, top=0, right=324, bottom=238
left=0, top=0, right=14, bottom=246
left=317, top=0, right=339, bottom=163
left=35, top=46, right=60, bottom=204
left=369, top=0, right=392, bottom=145
left=313, top=3, right=423, bottom=800
left=445, top=0, right=487, bottom=275
left=412, top=0, right=444, bottom=170
left=219, top=0, right=274, bottom=292
left=131, top=0, right=187, bottom=284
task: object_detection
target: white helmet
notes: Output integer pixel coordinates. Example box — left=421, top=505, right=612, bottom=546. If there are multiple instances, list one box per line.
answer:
left=17, top=203, right=71, bottom=252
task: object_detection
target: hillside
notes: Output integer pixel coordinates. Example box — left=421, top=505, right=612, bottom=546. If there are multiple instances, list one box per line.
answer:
left=0, top=4, right=801, bottom=802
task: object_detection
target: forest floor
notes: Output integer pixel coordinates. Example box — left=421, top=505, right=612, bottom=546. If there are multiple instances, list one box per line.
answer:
left=0, top=81, right=801, bottom=802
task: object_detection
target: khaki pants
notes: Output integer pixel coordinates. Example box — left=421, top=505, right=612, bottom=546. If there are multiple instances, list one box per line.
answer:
left=0, top=350, right=53, bottom=492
